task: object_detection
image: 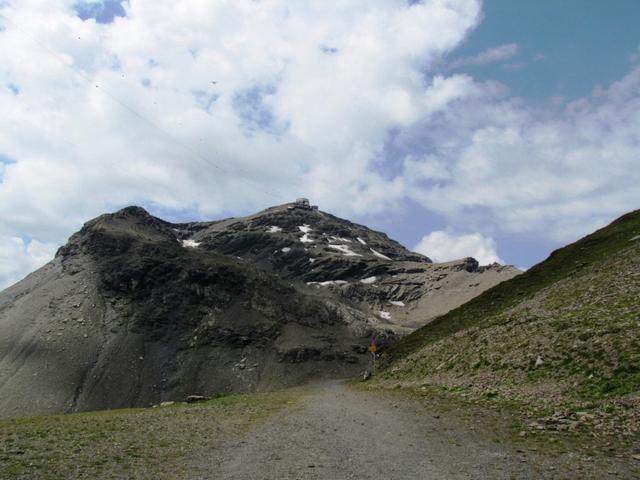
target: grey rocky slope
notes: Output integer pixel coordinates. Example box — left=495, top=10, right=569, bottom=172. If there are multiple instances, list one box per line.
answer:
left=0, top=203, right=519, bottom=417
left=171, top=203, right=520, bottom=330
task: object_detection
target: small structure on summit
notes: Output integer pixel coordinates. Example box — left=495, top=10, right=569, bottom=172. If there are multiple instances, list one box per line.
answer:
left=296, top=198, right=310, bottom=208
left=289, top=198, right=319, bottom=210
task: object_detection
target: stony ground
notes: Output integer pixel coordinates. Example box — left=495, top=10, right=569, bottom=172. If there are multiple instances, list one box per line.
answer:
left=217, top=381, right=639, bottom=479
left=381, top=213, right=640, bottom=442
left=3, top=381, right=637, bottom=479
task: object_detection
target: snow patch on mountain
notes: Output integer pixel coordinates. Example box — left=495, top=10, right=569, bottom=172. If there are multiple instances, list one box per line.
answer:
left=307, top=280, right=349, bottom=287
left=370, top=248, right=392, bottom=261
left=182, top=239, right=201, bottom=248
left=360, top=276, right=377, bottom=284
left=328, top=235, right=352, bottom=243
left=328, top=244, right=362, bottom=257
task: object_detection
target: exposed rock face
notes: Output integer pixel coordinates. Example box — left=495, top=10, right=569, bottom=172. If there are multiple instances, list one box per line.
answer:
left=0, top=203, right=519, bottom=417
left=169, top=204, right=520, bottom=330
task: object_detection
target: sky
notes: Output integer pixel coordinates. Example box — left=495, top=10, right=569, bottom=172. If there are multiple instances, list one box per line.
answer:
left=1, top=0, right=640, bottom=288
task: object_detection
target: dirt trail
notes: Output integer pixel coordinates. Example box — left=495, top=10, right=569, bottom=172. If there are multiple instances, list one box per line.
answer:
left=212, top=381, right=636, bottom=479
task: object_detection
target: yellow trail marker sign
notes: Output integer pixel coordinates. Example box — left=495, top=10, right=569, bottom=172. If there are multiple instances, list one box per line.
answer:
left=368, top=342, right=377, bottom=375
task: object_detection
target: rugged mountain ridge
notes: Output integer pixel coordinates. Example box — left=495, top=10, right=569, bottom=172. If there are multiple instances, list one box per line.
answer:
left=167, top=203, right=520, bottom=329
left=0, top=203, right=519, bottom=417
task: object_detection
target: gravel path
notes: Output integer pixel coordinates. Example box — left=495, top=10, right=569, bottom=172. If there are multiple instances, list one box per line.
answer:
left=215, top=381, right=637, bottom=479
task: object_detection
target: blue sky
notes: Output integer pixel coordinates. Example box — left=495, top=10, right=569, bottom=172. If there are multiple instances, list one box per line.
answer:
left=0, top=153, right=15, bottom=184
left=73, top=0, right=126, bottom=24
left=357, top=0, right=640, bottom=267
left=452, top=0, right=640, bottom=101
left=1, top=0, right=639, bottom=287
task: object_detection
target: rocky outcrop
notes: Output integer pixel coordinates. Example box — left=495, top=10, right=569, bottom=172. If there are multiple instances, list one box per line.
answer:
left=168, top=203, right=520, bottom=329
left=0, top=202, right=520, bottom=418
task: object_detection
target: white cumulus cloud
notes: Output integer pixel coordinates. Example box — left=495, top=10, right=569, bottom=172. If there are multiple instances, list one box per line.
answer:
left=0, top=0, right=483, bottom=287
left=448, top=43, right=519, bottom=69
left=0, top=0, right=481, bottom=237
left=400, top=65, right=640, bottom=243
left=2, top=1, right=640, bottom=287
left=0, top=236, right=58, bottom=289
left=414, top=230, right=503, bottom=265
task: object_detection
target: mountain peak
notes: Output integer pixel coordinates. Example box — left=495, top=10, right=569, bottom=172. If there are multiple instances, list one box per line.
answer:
left=115, top=205, right=153, bottom=218
left=173, top=201, right=431, bottom=271
left=1, top=202, right=520, bottom=417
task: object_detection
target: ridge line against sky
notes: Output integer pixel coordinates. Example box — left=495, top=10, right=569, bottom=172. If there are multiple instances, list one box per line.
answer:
left=1, top=0, right=639, bottom=288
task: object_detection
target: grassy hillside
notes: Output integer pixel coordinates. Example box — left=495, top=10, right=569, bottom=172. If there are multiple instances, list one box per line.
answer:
left=380, top=210, right=640, bottom=437
left=0, top=390, right=301, bottom=479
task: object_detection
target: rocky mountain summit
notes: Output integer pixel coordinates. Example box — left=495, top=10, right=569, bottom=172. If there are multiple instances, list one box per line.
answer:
left=166, top=202, right=520, bottom=330
left=0, top=202, right=519, bottom=417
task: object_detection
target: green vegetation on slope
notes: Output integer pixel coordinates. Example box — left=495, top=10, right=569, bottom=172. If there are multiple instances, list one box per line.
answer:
left=0, top=390, right=301, bottom=480
left=380, top=210, right=640, bottom=438
left=388, top=209, right=640, bottom=360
